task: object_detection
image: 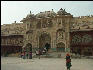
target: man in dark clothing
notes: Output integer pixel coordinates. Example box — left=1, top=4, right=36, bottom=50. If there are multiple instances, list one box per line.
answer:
left=38, top=49, right=41, bottom=59
left=29, top=45, right=32, bottom=59
left=29, top=51, right=32, bottom=59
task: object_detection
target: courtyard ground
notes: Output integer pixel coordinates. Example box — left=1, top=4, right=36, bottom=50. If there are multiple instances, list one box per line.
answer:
left=1, top=57, right=93, bottom=70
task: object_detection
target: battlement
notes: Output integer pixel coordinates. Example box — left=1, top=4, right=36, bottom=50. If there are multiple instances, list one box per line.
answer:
left=77, top=15, right=93, bottom=19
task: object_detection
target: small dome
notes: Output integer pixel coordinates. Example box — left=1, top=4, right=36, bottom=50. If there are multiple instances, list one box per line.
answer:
left=57, top=8, right=70, bottom=15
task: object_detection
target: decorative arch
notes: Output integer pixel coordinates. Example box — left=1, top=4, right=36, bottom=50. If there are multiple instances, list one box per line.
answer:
left=39, top=32, right=51, bottom=50
left=56, top=42, right=65, bottom=52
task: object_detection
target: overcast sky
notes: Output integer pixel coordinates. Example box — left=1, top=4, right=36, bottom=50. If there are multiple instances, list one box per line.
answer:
left=1, top=1, right=93, bottom=25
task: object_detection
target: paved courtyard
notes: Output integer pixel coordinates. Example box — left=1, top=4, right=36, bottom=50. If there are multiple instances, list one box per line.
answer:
left=1, top=57, right=93, bottom=70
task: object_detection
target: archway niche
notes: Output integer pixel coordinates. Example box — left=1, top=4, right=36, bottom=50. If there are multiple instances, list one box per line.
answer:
left=39, top=32, right=51, bottom=51
left=56, top=42, right=65, bottom=52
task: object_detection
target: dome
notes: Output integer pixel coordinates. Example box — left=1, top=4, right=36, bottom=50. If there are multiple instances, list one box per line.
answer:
left=36, top=9, right=56, bottom=18
left=36, top=12, right=45, bottom=18
left=57, top=8, right=71, bottom=15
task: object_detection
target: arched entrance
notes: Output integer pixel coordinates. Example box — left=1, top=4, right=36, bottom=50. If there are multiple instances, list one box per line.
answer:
left=56, top=42, right=65, bottom=52
left=39, top=33, right=51, bottom=51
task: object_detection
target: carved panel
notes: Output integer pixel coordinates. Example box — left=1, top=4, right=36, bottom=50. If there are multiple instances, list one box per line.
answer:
left=57, top=29, right=64, bottom=42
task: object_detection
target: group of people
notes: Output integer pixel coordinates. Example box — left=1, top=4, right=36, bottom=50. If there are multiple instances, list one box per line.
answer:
left=36, top=48, right=47, bottom=55
left=21, top=46, right=72, bottom=70
left=35, top=48, right=47, bottom=59
left=20, top=50, right=32, bottom=59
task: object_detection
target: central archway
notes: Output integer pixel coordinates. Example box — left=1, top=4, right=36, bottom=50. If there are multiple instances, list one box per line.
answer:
left=39, top=33, right=51, bottom=51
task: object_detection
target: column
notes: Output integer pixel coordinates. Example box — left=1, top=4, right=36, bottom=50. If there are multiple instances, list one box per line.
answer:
left=51, top=31, right=56, bottom=52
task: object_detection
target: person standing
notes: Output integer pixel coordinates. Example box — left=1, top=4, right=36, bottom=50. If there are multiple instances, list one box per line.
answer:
left=66, top=53, right=72, bottom=70
left=23, top=50, right=26, bottom=59
left=29, top=51, right=32, bottom=59
left=38, top=49, right=42, bottom=59
left=45, top=43, right=50, bottom=52
left=29, top=45, right=32, bottom=59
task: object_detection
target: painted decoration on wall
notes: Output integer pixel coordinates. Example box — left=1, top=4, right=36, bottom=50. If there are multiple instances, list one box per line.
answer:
left=82, top=34, right=92, bottom=43
left=72, top=35, right=81, bottom=44
left=72, top=34, right=92, bottom=44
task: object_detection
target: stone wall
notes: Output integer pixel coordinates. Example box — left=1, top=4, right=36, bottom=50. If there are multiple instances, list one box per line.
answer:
left=1, top=22, right=26, bottom=35
left=1, top=9, right=93, bottom=53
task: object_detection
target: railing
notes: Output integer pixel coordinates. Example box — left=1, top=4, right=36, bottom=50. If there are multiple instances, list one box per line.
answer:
left=1, top=43, right=23, bottom=46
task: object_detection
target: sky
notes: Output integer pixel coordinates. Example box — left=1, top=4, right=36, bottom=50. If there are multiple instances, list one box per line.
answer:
left=1, top=1, right=93, bottom=25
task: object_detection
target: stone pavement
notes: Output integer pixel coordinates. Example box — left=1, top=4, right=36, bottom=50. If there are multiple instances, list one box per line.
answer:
left=1, top=57, right=93, bottom=70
